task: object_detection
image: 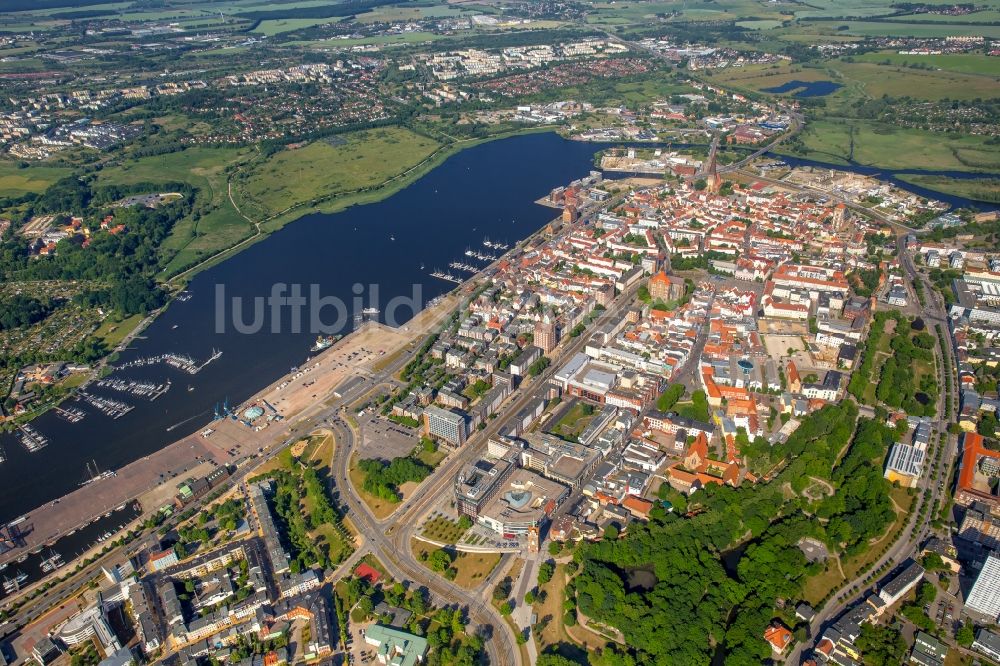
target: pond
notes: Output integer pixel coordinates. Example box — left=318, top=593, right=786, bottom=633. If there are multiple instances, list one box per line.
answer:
left=762, top=79, right=843, bottom=98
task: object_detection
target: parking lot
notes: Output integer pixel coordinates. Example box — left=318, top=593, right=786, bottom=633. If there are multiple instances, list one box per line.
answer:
left=357, top=412, right=419, bottom=461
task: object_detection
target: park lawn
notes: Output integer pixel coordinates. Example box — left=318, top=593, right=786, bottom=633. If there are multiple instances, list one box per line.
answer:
left=410, top=538, right=501, bottom=590
left=533, top=562, right=608, bottom=654
left=0, top=161, right=71, bottom=198
left=842, top=486, right=915, bottom=577
left=238, top=128, right=441, bottom=220
left=898, top=175, right=1000, bottom=204
left=58, top=373, right=90, bottom=390
left=549, top=402, right=597, bottom=441
left=310, top=521, right=354, bottom=565
left=860, top=319, right=895, bottom=404
left=94, top=312, right=144, bottom=348
left=802, top=487, right=916, bottom=605
left=414, top=446, right=446, bottom=469
left=851, top=51, right=1000, bottom=77
left=348, top=452, right=399, bottom=520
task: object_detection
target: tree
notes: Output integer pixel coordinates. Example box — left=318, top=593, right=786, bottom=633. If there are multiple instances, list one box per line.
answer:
left=537, top=654, right=578, bottom=666
left=537, top=562, right=554, bottom=586
left=498, top=601, right=512, bottom=616
left=428, top=548, right=453, bottom=573
left=548, top=541, right=563, bottom=556
left=856, top=624, right=906, bottom=666
left=956, top=622, right=975, bottom=647
left=525, top=589, right=536, bottom=605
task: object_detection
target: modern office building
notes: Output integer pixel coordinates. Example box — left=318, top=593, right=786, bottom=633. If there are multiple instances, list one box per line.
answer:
left=967, top=553, right=1000, bottom=621
left=423, top=405, right=469, bottom=446
left=455, top=457, right=514, bottom=519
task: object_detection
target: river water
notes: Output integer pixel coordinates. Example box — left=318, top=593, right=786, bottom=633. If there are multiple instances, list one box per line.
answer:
left=0, top=132, right=997, bottom=528
left=0, top=132, right=608, bottom=525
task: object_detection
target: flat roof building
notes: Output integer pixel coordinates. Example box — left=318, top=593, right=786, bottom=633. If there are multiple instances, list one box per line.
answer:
left=423, top=405, right=469, bottom=446
left=967, top=553, right=1000, bottom=621
left=364, top=625, right=428, bottom=666
left=455, top=457, right=514, bottom=519
left=477, top=468, right=568, bottom=536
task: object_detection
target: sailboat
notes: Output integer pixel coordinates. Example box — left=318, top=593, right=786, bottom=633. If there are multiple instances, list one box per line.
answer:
left=80, top=460, right=114, bottom=487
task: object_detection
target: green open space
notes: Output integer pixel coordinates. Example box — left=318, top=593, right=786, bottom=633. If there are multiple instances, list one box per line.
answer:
left=851, top=51, right=1000, bottom=77
left=93, top=146, right=254, bottom=277
left=411, top=538, right=502, bottom=590
left=548, top=401, right=597, bottom=442
left=348, top=452, right=400, bottom=520
left=252, top=16, right=343, bottom=35
left=822, top=20, right=1000, bottom=38
left=236, top=127, right=441, bottom=222
left=421, top=515, right=470, bottom=544
left=781, top=118, right=1000, bottom=173
left=289, top=31, right=443, bottom=48
left=831, top=59, right=999, bottom=100
left=898, top=175, right=1000, bottom=204
left=0, top=161, right=72, bottom=198
left=802, top=485, right=916, bottom=605
left=93, top=312, right=144, bottom=348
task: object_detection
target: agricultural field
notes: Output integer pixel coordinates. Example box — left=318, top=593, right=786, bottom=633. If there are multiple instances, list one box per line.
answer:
left=830, top=60, right=999, bottom=100
left=236, top=127, right=441, bottom=221
left=850, top=51, right=1000, bottom=77
left=820, top=20, right=1000, bottom=38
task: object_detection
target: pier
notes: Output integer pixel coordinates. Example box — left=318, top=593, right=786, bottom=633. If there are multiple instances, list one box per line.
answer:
left=17, top=425, right=48, bottom=453
left=448, top=261, right=479, bottom=274
left=430, top=269, right=463, bottom=284
left=77, top=392, right=134, bottom=419
left=54, top=407, right=85, bottom=423
left=95, top=378, right=171, bottom=401
left=114, top=348, right=222, bottom=375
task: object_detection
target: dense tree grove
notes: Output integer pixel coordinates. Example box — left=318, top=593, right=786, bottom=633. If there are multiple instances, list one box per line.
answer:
left=816, top=416, right=899, bottom=556
left=0, top=295, right=52, bottom=331
left=265, top=462, right=352, bottom=571
left=849, top=311, right=937, bottom=417
left=0, top=178, right=195, bottom=322
left=569, top=402, right=869, bottom=664
left=358, top=456, right=432, bottom=502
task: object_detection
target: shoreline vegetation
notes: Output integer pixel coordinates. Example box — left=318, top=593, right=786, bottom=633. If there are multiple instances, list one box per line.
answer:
left=160, top=124, right=555, bottom=283
left=0, top=124, right=555, bottom=430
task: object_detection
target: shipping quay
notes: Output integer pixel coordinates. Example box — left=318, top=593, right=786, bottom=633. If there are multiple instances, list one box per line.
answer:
left=0, top=318, right=432, bottom=567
